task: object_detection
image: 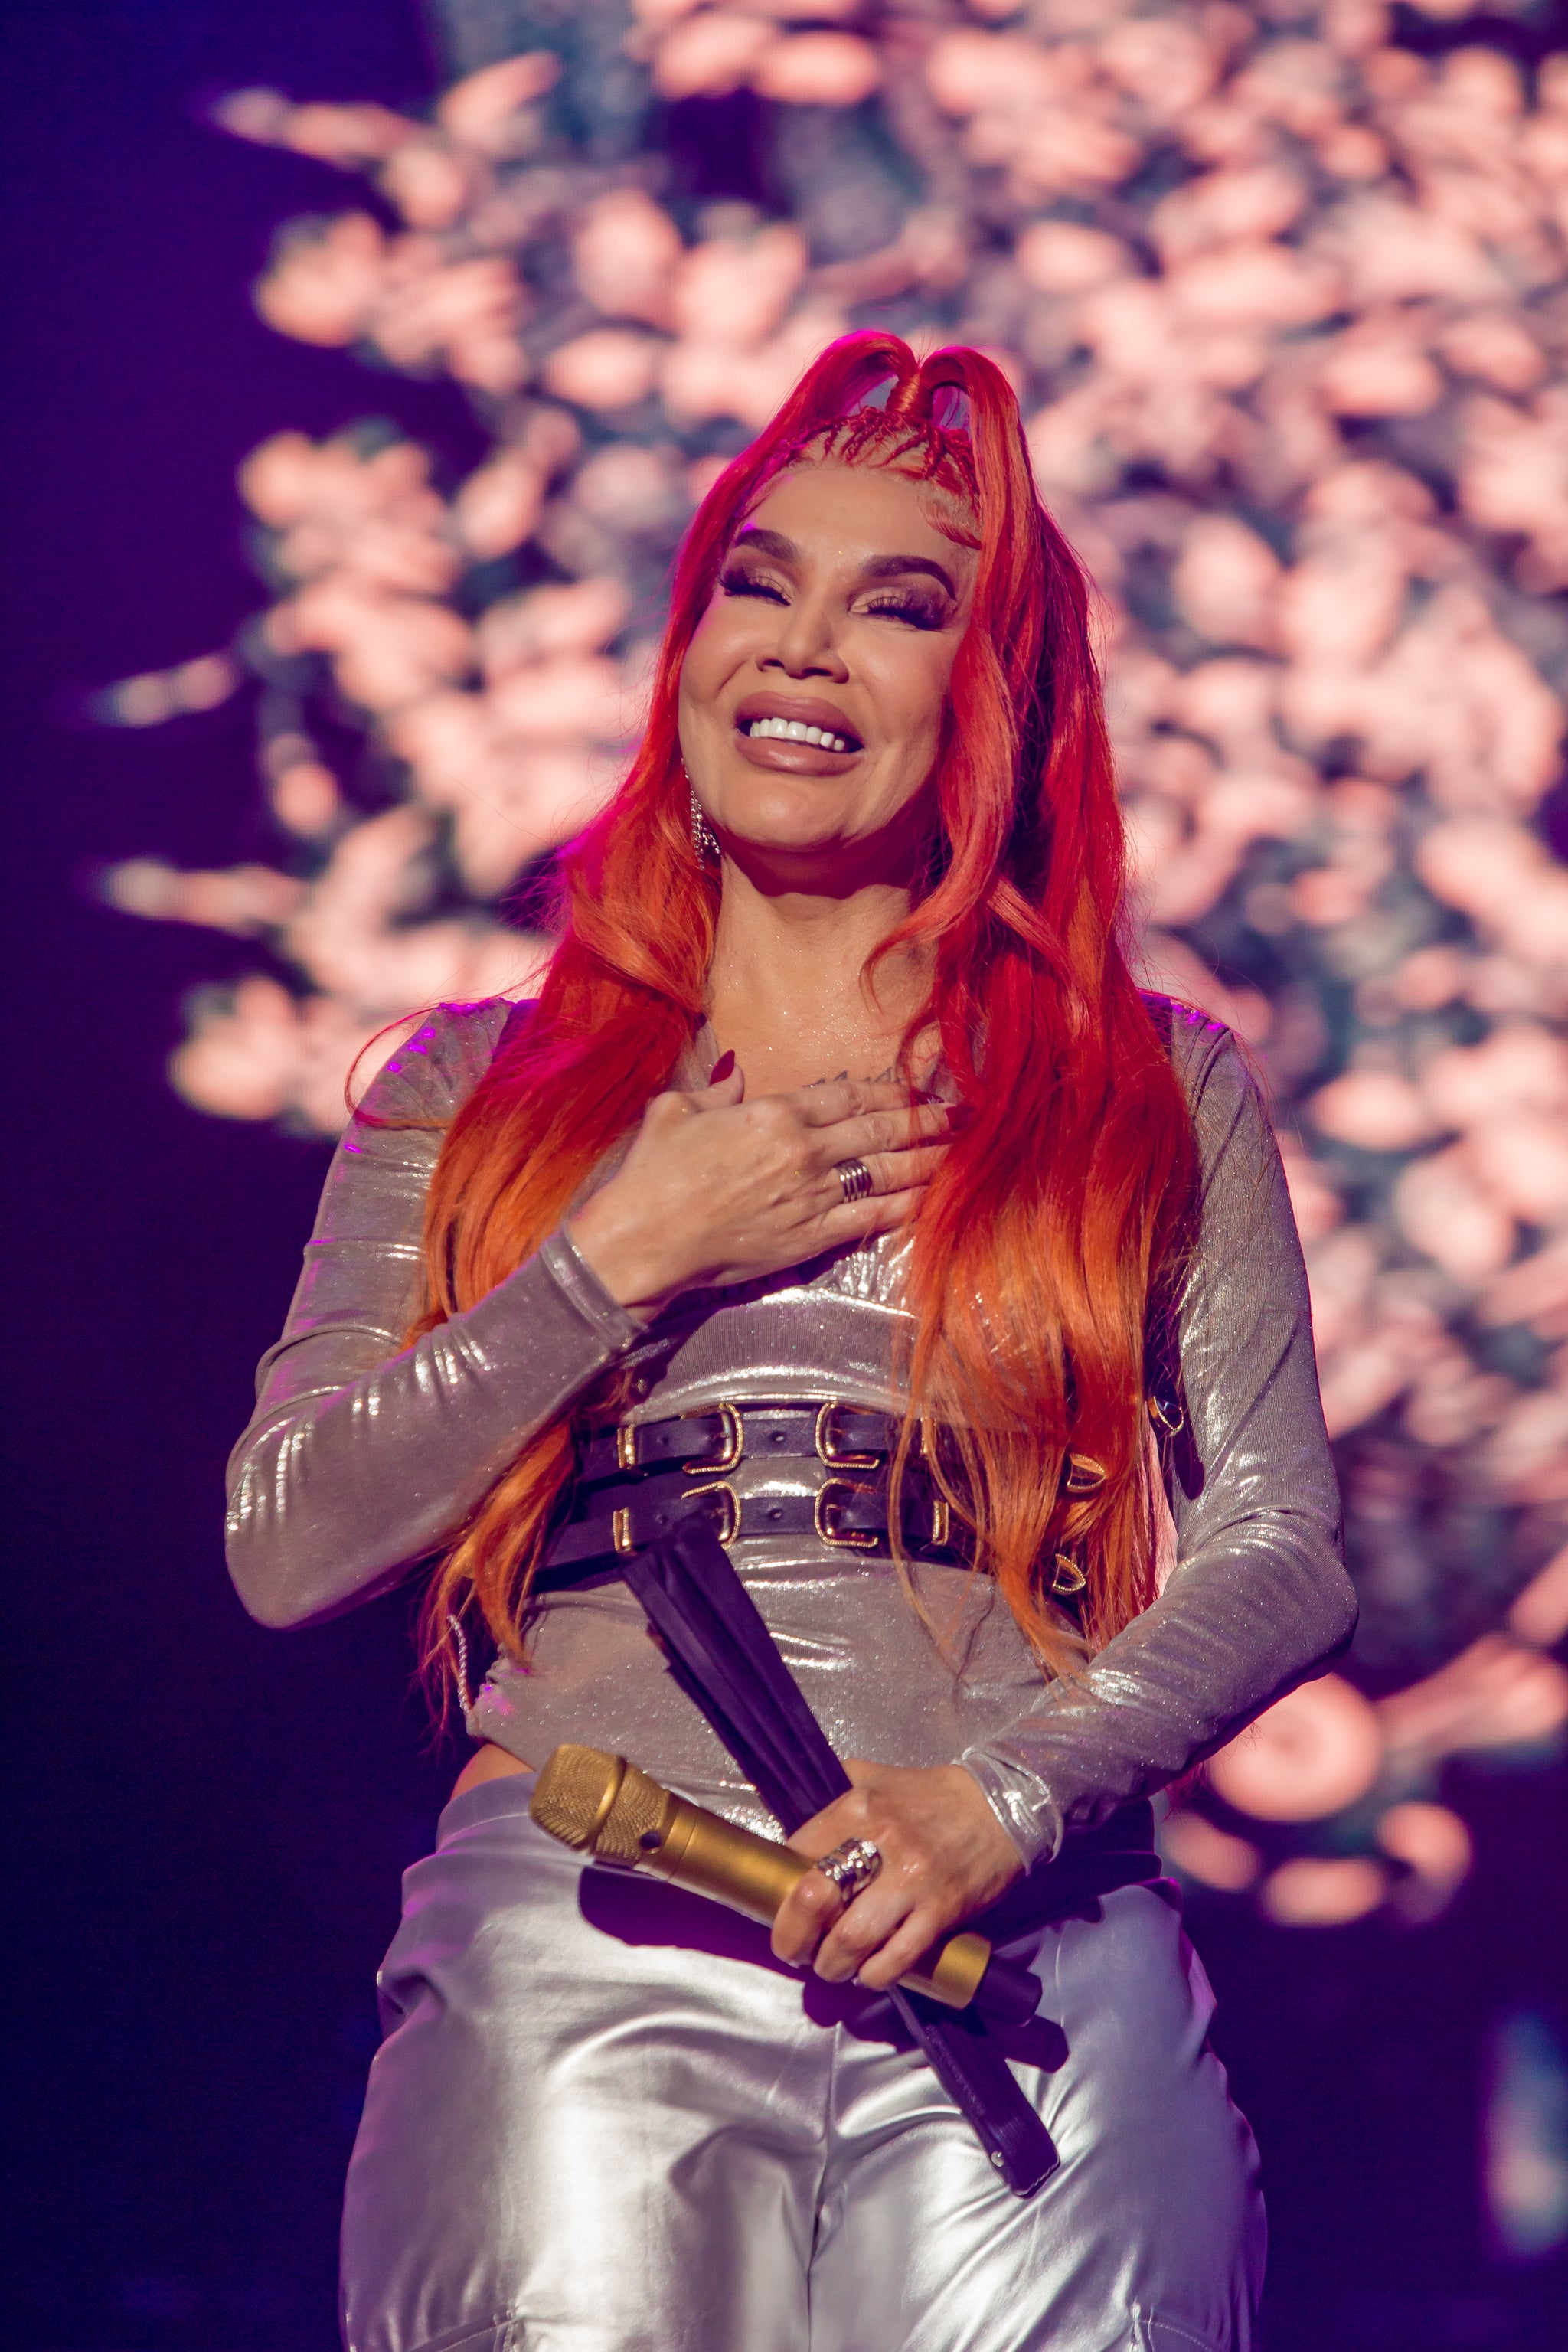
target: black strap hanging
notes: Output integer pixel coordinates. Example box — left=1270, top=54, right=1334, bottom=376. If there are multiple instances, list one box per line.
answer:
left=622, top=1514, right=1061, bottom=2197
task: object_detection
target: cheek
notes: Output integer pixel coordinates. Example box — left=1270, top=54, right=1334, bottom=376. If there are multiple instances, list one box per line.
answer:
left=869, top=639, right=959, bottom=760
left=681, top=601, right=749, bottom=715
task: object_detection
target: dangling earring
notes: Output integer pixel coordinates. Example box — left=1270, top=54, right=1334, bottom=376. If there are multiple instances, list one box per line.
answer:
left=684, top=765, right=720, bottom=864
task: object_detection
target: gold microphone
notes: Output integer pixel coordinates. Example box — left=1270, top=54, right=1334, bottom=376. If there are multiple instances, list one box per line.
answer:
left=530, top=1743, right=1039, bottom=2023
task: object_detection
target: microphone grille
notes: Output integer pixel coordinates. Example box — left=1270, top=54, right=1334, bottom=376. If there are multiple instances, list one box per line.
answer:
left=531, top=1744, right=624, bottom=1851
left=597, top=1762, right=670, bottom=1864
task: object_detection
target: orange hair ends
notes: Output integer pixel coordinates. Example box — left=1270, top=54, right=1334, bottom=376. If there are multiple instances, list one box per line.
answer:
left=408, top=330, right=1197, bottom=1698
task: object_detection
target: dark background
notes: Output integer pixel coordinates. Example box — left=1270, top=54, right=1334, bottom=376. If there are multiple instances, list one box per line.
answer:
left=2, top=5, right=1565, bottom=2346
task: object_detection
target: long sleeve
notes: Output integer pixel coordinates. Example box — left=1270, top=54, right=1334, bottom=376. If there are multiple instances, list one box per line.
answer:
left=962, top=1011, right=1356, bottom=1864
left=224, top=1000, right=641, bottom=1630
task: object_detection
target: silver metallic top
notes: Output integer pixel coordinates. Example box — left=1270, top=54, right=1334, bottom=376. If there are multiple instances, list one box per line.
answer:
left=227, top=997, right=1354, bottom=1860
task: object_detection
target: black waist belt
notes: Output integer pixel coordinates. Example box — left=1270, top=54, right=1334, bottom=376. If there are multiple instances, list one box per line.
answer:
left=544, top=1462, right=961, bottom=1576
left=578, top=1399, right=904, bottom=1484
left=545, top=1400, right=964, bottom=1583
left=545, top=1397, right=1161, bottom=2199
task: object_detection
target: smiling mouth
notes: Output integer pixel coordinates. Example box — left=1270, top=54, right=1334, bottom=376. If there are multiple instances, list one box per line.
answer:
left=739, top=716, right=861, bottom=753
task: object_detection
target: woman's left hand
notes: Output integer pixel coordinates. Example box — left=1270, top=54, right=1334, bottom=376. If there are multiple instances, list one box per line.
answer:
left=771, top=1760, right=1024, bottom=1991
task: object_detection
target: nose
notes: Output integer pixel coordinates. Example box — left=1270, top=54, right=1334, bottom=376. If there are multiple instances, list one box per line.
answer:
left=763, top=590, right=850, bottom=684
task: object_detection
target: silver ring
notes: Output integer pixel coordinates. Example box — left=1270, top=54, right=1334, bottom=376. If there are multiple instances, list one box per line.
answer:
left=833, top=1157, right=874, bottom=1205
left=812, top=1836, right=882, bottom=1903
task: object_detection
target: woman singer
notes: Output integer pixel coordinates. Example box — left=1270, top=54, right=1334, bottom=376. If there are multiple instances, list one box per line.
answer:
left=227, top=332, right=1354, bottom=2352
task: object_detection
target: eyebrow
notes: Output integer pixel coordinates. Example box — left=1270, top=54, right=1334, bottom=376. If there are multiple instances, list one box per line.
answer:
left=730, top=526, right=959, bottom=601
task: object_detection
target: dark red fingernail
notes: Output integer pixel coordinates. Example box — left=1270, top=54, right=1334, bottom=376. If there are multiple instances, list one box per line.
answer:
left=709, top=1049, right=735, bottom=1082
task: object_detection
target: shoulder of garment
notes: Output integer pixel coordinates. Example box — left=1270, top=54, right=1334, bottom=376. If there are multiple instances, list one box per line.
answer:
left=341, top=995, right=532, bottom=1144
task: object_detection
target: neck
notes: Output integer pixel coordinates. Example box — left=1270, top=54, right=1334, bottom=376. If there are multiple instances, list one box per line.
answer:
left=705, top=854, right=933, bottom=1090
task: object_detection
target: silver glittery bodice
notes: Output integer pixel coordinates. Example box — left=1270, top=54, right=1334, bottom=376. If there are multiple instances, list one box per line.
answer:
left=226, top=998, right=1354, bottom=1857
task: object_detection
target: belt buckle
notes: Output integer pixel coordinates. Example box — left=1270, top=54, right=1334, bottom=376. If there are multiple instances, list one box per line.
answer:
left=929, top=1494, right=952, bottom=1549
left=683, top=1480, right=740, bottom=1545
left=612, top=1505, right=635, bottom=1556
left=815, top=1477, right=880, bottom=1550
left=815, top=1400, right=881, bottom=1471
left=684, top=1401, right=743, bottom=1475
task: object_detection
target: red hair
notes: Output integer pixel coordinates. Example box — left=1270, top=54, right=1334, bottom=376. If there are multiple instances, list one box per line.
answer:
left=410, top=332, right=1196, bottom=1691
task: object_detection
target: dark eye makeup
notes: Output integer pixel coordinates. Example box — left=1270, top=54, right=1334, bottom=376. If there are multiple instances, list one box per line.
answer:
left=861, top=590, right=945, bottom=631
left=719, top=564, right=787, bottom=603
left=719, top=564, right=948, bottom=629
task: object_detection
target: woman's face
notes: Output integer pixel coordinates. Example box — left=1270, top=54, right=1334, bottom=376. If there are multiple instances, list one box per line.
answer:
left=678, top=459, right=976, bottom=880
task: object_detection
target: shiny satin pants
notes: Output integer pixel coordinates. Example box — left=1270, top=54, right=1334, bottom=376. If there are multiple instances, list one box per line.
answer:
left=341, top=1776, right=1264, bottom=2352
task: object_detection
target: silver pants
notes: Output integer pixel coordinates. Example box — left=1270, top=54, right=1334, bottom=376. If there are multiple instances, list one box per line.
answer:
left=341, top=1777, right=1264, bottom=2352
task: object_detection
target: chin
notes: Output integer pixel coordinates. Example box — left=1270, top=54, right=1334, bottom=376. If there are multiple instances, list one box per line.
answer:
left=725, top=821, right=854, bottom=861
left=716, top=782, right=851, bottom=843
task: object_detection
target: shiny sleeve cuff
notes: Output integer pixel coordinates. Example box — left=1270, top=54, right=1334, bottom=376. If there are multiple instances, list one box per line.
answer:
left=959, top=1746, right=1063, bottom=1868
left=537, top=1224, right=643, bottom=1356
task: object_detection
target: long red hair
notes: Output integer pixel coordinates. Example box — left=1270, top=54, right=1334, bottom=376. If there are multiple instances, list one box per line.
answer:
left=409, top=331, right=1195, bottom=1692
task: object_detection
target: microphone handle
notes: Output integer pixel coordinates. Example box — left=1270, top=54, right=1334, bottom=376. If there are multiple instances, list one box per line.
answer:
left=642, top=1785, right=1040, bottom=2028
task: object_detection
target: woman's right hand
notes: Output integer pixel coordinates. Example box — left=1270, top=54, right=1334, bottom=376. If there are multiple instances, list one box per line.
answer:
left=565, top=1060, right=956, bottom=1316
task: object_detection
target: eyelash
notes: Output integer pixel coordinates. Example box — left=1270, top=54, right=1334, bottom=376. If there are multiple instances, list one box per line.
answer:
left=864, top=593, right=942, bottom=631
left=720, top=567, right=786, bottom=604
left=719, top=569, right=943, bottom=630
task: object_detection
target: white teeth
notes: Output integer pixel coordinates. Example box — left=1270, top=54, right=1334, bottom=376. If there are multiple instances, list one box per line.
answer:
left=744, top=716, right=852, bottom=751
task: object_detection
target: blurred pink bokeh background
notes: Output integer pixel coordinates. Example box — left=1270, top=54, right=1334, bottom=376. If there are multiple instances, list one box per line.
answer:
left=93, top=0, right=1568, bottom=1939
